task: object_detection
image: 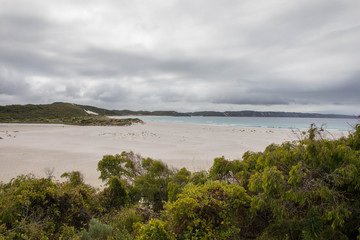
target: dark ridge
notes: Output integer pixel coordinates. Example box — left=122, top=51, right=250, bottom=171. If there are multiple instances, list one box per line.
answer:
left=190, top=111, right=225, bottom=117
left=0, top=102, right=143, bottom=126
left=222, top=111, right=353, bottom=118
left=0, top=102, right=87, bottom=121
left=0, top=102, right=355, bottom=120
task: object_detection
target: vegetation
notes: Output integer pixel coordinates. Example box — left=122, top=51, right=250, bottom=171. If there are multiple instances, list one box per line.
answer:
left=0, top=102, right=353, bottom=119
left=1, top=124, right=360, bottom=239
left=0, top=102, right=87, bottom=120
left=0, top=102, right=143, bottom=126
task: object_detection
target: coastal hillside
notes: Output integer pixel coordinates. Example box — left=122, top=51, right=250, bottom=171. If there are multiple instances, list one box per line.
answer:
left=0, top=102, right=142, bottom=126
left=0, top=102, right=88, bottom=121
left=0, top=103, right=190, bottom=120
left=0, top=102, right=354, bottom=119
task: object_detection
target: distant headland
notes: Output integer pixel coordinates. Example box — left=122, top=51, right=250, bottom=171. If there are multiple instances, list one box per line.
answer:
left=0, top=102, right=355, bottom=124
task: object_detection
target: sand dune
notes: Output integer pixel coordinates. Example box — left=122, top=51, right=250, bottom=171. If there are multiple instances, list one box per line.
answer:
left=0, top=122, right=347, bottom=188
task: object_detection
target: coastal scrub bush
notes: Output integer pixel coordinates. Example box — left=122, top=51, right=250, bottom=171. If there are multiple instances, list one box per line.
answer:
left=106, top=207, right=145, bottom=239
left=167, top=168, right=191, bottom=202
left=135, top=219, right=171, bottom=240
left=235, top=124, right=360, bottom=239
left=1, top=124, right=360, bottom=239
left=0, top=175, right=61, bottom=238
left=79, top=218, right=113, bottom=240
left=97, top=151, right=144, bottom=183
left=99, top=176, right=129, bottom=211
left=0, top=173, right=100, bottom=239
left=98, top=152, right=175, bottom=211
left=61, top=171, right=84, bottom=187
left=209, top=156, right=242, bottom=183
left=165, top=181, right=251, bottom=239
left=133, top=158, right=173, bottom=211
left=189, top=170, right=208, bottom=185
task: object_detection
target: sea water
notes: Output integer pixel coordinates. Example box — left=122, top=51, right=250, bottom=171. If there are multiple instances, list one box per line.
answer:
left=113, top=116, right=358, bottom=131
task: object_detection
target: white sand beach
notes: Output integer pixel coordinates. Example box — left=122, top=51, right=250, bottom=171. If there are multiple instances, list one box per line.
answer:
left=0, top=122, right=348, bottom=188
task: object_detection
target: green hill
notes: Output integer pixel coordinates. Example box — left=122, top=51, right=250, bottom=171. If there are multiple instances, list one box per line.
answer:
left=0, top=103, right=191, bottom=121
left=0, top=102, right=354, bottom=122
left=0, top=102, right=86, bottom=121
left=0, top=102, right=142, bottom=126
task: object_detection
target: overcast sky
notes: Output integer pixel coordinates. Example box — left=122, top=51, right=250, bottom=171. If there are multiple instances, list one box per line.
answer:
left=0, top=0, right=359, bottom=114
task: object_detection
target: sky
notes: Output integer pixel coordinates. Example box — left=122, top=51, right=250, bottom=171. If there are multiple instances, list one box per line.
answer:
left=0, top=0, right=359, bottom=115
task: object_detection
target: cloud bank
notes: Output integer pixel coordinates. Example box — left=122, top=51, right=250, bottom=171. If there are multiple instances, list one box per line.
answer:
left=1, top=0, right=360, bottom=114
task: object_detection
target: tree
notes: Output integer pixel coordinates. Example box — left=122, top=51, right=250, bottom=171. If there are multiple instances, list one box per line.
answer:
left=99, top=176, right=129, bottom=211
left=97, top=151, right=144, bottom=183
left=61, top=171, right=84, bottom=186
left=167, top=168, right=191, bottom=202
left=97, top=151, right=174, bottom=211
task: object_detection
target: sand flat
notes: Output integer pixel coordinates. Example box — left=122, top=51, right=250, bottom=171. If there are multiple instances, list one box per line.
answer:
left=0, top=122, right=348, bottom=187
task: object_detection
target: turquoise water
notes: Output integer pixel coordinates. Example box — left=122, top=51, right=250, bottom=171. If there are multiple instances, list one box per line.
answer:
left=114, top=116, right=358, bottom=131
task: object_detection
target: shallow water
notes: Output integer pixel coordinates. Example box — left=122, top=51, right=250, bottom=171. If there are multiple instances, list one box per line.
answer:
left=113, top=116, right=358, bottom=131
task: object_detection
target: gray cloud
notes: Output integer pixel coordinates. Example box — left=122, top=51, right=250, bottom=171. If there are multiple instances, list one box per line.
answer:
left=0, top=67, right=30, bottom=95
left=0, top=0, right=359, bottom=114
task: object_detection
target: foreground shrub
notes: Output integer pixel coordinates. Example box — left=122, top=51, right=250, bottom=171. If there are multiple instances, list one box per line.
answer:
left=1, top=124, right=359, bottom=239
left=0, top=173, right=99, bottom=239
left=99, top=176, right=129, bottom=211
left=240, top=124, right=360, bottom=239
left=104, top=207, right=146, bottom=239
left=135, top=219, right=171, bottom=240
left=165, top=181, right=251, bottom=239
left=79, top=218, right=113, bottom=240
left=167, top=168, right=191, bottom=203
left=98, top=152, right=174, bottom=211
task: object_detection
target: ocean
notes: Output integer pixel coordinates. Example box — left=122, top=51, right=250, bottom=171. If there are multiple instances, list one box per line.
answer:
left=113, top=116, right=359, bottom=131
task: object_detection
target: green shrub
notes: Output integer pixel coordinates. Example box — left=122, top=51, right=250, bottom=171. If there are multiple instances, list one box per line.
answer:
left=165, top=181, right=251, bottom=239
left=79, top=218, right=113, bottom=240
left=61, top=171, right=84, bottom=187
left=59, top=225, right=81, bottom=240
left=98, top=152, right=174, bottom=211
left=135, top=219, right=171, bottom=240
left=99, top=176, right=129, bottom=211
left=0, top=173, right=99, bottom=238
left=167, top=168, right=191, bottom=202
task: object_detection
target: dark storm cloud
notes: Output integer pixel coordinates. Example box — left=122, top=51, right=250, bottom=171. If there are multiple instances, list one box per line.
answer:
left=0, top=47, right=65, bottom=76
left=75, top=48, right=155, bottom=77
left=242, top=1, right=346, bottom=47
left=0, top=68, right=30, bottom=95
left=75, top=48, right=254, bottom=81
left=0, top=14, right=59, bottom=75
left=211, top=91, right=291, bottom=106
left=0, top=14, right=50, bottom=42
left=286, top=74, right=360, bottom=105
left=0, top=0, right=359, bottom=114
left=215, top=73, right=360, bottom=106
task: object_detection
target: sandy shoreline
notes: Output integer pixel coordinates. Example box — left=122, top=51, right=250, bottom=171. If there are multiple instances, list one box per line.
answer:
left=0, top=122, right=348, bottom=188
